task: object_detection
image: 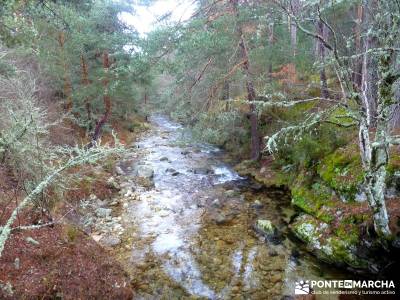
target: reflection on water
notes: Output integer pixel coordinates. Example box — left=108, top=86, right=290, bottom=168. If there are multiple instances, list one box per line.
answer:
left=121, top=115, right=349, bottom=299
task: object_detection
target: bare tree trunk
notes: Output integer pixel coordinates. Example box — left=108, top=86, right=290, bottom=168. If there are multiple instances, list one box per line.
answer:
left=353, top=4, right=364, bottom=89
left=92, top=50, right=111, bottom=142
left=268, top=21, right=274, bottom=81
left=231, top=0, right=260, bottom=160
left=359, top=49, right=394, bottom=239
left=361, top=0, right=378, bottom=127
left=316, top=19, right=329, bottom=99
left=289, top=0, right=300, bottom=58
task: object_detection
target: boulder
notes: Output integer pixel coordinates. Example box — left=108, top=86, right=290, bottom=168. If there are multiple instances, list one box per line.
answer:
left=135, top=165, right=154, bottom=179
left=291, top=214, right=369, bottom=270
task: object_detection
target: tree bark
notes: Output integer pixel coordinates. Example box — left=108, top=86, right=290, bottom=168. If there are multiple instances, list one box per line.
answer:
left=353, top=4, right=364, bottom=89
left=80, top=54, right=91, bottom=124
left=361, top=0, right=378, bottom=127
left=316, top=19, right=329, bottom=99
left=290, top=0, right=300, bottom=58
left=92, top=50, right=111, bottom=142
left=268, top=21, right=274, bottom=81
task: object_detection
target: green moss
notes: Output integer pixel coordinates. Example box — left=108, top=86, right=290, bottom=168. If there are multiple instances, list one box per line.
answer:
left=291, top=214, right=368, bottom=269
left=291, top=180, right=335, bottom=222
left=318, top=143, right=364, bottom=200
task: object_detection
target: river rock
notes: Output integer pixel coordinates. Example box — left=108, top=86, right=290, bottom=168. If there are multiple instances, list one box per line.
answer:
left=291, top=214, right=369, bottom=270
left=107, top=176, right=120, bottom=190
left=251, top=199, right=264, bottom=209
left=99, top=235, right=121, bottom=247
left=193, top=167, right=214, bottom=175
left=95, top=207, right=112, bottom=218
left=115, top=165, right=124, bottom=175
left=214, top=212, right=233, bottom=225
left=135, top=165, right=154, bottom=179
left=224, top=189, right=237, bottom=198
left=160, top=156, right=170, bottom=162
left=256, top=219, right=275, bottom=236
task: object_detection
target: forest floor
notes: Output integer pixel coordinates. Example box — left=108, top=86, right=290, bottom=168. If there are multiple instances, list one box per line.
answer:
left=0, top=118, right=146, bottom=299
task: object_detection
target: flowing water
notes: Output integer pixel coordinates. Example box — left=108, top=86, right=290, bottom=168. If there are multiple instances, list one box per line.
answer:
left=117, top=115, right=349, bottom=299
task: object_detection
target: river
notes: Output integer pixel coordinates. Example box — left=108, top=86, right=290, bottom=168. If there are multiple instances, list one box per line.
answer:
left=116, top=115, right=350, bottom=299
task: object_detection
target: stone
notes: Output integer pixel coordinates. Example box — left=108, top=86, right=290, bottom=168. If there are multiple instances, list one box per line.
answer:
left=268, top=249, right=278, bottom=257
left=214, top=213, right=233, bottom=225
left=251, top=200, right=264, bottom=209
left=211, top=199, right=222, bottom=208
left=224, top=190, right=237, bottom=198
left=14, top=258, right=20, bottom=270
left=99, top=235, right=121, bottom=247
left=160, top=156, right=170, bottom=162
left=181, top=150, right=190, bottom=155
left=95, top=208, right=112, bottom=218
left=270, top=274, right=282, bottom=284
left=115, top=165, right=124, bottom=175
left=25, top=237, right=39, bottom=246
left=256, top=219, right=275, bottom=236
left=166, top=167, right=176, bottom=173
left=135, top=165, right=154, bottom=179
left=106, top=176, right=120, bottom=190
left=193, top=167, right=214, bottom=175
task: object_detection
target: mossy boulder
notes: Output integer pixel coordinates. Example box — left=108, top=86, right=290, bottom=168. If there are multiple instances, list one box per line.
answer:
left=317, top=143, right=364, bottom=200
left=291, top=214, right=369, bottom=269
left=291, top=181, right=336, bottom=223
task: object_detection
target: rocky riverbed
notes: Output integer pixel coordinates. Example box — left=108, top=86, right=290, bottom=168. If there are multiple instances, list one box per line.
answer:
left=81, top=115, right=352, bottom=299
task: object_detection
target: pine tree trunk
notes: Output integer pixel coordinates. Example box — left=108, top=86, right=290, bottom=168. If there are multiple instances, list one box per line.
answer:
left=80, top=54, right=91, bottom=124
left=57, top=32, right=73, bottom=111
left=92, top=50, right=111, bottom=142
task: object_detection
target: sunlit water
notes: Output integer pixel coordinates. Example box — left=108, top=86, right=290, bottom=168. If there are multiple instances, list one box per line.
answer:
left=120, top=115, right=349, bottom=299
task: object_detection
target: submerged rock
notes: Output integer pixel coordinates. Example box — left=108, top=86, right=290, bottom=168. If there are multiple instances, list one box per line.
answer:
left=224, top=189, right=238, bottom=198
left=251, top=199, right=264, bottom=209
left=193, top=167, right=214, bottom=175
left=256, top=219, right=275, bottom=236
left=255, top=219, right=282, bottom=244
